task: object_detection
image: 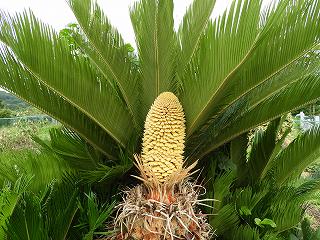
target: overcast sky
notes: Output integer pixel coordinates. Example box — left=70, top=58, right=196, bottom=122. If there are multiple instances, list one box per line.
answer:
left=0, top=0, right=240, bottom=45
left=0, top=0, right=273, bottom=92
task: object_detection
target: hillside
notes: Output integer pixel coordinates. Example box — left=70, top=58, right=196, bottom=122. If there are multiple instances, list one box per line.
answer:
left=0, top=91, right=29, bottom=110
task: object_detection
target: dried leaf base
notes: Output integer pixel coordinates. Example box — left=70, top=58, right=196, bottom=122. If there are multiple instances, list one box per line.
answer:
left=108, top=180, right=213, bottom=240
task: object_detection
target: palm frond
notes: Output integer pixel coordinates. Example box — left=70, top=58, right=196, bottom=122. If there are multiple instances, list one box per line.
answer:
left=0, top=151, right=69, bottom=192
left=68, top=0, right=142, bottom=129
left=246, top=118, right=280, bottom=184
left=177, top=0, right=216, bottom=77
left=230, top=133, right=249, bottom=184
left=207, top=54, right=320, bottom=139
left=234, top=187, right=267, bottom=214
left=210, top=204, right=240, bottom=235
left=0, top=11, right=134, bottom=148
left=196, top=73, right=320, bottom=159
left=6, top=192, right=48, bottom=240
left=81, top=192, right=116, bottom=240
left=36, top=127, right=104, bottom=170
left=263, top=233, right=285, bottom=240
left=183, top=0, right=320, bottom=139
left=35, top=128, right=133, bottom=185
left=42, top=181, right=79, bottom=240
left=212, top=170, right=235, bottom=213
left=231, top=225, right=260, bottom=240
left=270, top=126, right=320, bottom=186
left=4, top=180, right=79, bottom=240
left=130, top=0, right=177, bottom=111
left=182, top=0, right=262, bottom=135
left=0, top=48, right=119, bottom=158
left=265, top=188, right=304, bottom=233
left=0, top=176, right=32, bottom=239
left=80, top=163, right=132, bottom=185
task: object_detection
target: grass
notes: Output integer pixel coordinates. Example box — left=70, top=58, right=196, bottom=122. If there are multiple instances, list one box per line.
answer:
left=0, top=120, right=59, bottom=153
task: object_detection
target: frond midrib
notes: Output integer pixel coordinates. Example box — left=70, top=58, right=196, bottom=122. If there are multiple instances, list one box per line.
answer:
left=187, top=39, right=317, bottom=138
left=154, top=3, right=160, bottom=96
left=277, top=140, right=320, bottom=186
left=0, top=41, right=127, bottom=148
left=0, top=86, right=117, bottom=159
left=186, top=33, right=261, bottom=137
left=197, top=96, right=320, bottom=160
left=214, top=70, right=305, bottom=135
left=70, top=6, right=138, bottom=128
left=180, top=0, right=216, bottom=68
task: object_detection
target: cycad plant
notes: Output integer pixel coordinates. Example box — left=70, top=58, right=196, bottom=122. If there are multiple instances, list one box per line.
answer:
left=1, top=0, right=320, bottom=239
left=113, top=92, right=212, bottom=239
left=206, top=118, right=320, bottom=239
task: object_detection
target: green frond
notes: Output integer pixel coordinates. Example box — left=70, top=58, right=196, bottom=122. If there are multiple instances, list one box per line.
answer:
left=0, top=176, right=33, bottom=239
left=211, top=54, right=320, bottom=140
left=0, top=48, right=120, bottom=159
left=39, top=128, right=104, bottom=170
left=0, top=151, right=69, bottom=192
left=130, top=0, right=177, bottom=111
left=177, top=0, right=216, bottom=77
left=196, top=73, right=320, bottom=159
left=295, top=179, right=320, bottom=197
left=230, top=133, right=249, bottom=184
left=187, top=53, right=318, bottom=159
left=42, top=182, right=79, bottom=240
left=268, top=194, right=303, bottom=233
left=246, top=118, right=281, bottom=184
left=79, top=163, right=132, bottom=185
left=270, top=126, right=320, bottom=186
left=232, top=225, right=261, bottom=240
left=183, top=0, right=320, bottom=141
left=263, top=233, right=285, bottom=240
left=6, top=192, right=47, bottom=240
left=0, top=11, right=134, bottom=148
left=82, top=193, right=116, bottom=240
left=210, top=204, right=240, bottom=235
left=234, top=187, right=267, bottom=214
left=36, top=128, right=132, bottom=185
left=68, top=0, right=142, bottom=129
left=182, top=0, right=262, bottom=135
left=4, top=181, right=79, bottom=240
left=212, top=170, right=235, bottom=213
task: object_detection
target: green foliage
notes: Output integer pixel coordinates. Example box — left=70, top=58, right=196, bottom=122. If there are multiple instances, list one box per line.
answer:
left=0, top=99, right=14, bottom=118
left=206, top=122, right=320, bottom=239
left=0, top=175, right=33, bottom=239
left=0, top=0, right=320, bottom=239
left=78, top=193, right=116, bottom=240
left=0, top=121, right=55, bottom=152
left=293, top=100, right=320, bottom=116
left=301, top=217, right=320, bottom=240
left=34, top=127, right=133, bottom=185
left=0, top=91, right=29, bottom=110
left=1, top=179, right=79, bottom=240
left=0, top=0, right=319, bottom=163
left=0, top=108, right=13, bottom=118
left=0, top=150, right=70, bottom=192
left=0, top=147, right=121, bottom=239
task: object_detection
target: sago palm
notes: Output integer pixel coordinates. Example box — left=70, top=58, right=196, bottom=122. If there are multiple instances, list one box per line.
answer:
left=1, top=0, right=320, bottom=239
left=206, top=117, right=320, bottom=239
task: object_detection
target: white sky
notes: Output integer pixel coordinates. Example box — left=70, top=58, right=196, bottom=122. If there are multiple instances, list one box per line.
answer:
left=0, top=0, right=264, bottom=45
left=0, top=0, right=272, bottom=92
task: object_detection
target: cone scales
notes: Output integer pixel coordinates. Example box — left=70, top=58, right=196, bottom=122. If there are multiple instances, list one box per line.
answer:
left=141, top=92, right=185, bottom=182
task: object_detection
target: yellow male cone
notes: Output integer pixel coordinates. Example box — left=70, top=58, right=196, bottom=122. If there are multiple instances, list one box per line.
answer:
left=141, top=92, right=185, bottom=182
left=110, top=92, right=212, bottom=240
